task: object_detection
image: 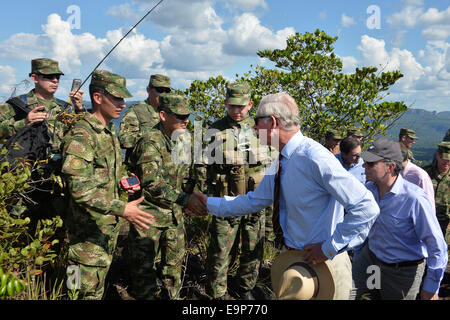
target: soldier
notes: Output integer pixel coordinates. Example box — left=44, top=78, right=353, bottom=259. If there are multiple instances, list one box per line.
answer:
left=0, top=58, right=84, bottom=142
left=118, top=74, right=171, bottom=165
left=61, top=70, right=155, bottom=300
left=0, top=58, right=84, bottom=218
left=423, top=142, right=449, bottom=239
left=127, top=93, right=205, bottom=300
left=347, top=128, right=363, bottom=142
left=198, top=82, right=271, bottom=300
left=399, top=128, right=418, bottom=163
left=443, top=129, right=450, bottom=142
left=324, top=129, right=344, bottom=154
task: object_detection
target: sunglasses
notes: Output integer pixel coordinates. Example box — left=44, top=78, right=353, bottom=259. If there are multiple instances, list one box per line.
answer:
left=153, top=87, right=171, bottom=94
left=254, top=115, right=271, bottom=124
left=39, top=73, right=61, bottom=80
left=163, top=109, right=190, bottom=121
left=352, top=153, right=361, bottom=158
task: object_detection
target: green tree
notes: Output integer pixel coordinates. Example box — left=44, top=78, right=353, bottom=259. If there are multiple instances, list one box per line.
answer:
left=186, top=29, right=407, bottom=145
left=253, top=29, right=407, bottom=143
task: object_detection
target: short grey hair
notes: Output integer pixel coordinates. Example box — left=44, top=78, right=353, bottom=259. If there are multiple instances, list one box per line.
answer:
left=257, top=93, right=300, bottom=129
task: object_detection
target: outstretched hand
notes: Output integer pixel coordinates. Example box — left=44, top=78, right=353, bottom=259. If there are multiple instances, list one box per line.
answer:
left=185, top=192, right=208, bottom=216
left=123, top=196, right=154, bottom=231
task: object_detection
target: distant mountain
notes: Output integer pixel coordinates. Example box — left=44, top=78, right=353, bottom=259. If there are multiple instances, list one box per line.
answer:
left=383, top=108, right=450, bottom=165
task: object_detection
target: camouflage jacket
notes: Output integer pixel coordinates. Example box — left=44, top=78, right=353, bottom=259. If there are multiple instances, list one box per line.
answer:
left=423, top=163, right=449, bottom=221
left=61, top=112, right=127, bottom=233
left=130, top=122, right=193, bottom=228
left=197, top=115, right=274, bottom=197
left=0, top=89, right=67, bottom=151
left=118, top=99, right=159, bottom=150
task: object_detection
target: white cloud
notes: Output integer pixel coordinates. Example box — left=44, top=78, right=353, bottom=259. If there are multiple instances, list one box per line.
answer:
left=221, top=0, right=268, bottom=11
left=107, top=3, right=141, bottom=21
left=0, top=65, right=17, bottom=99
left=341, top=14, right=356, bottom=28
left=421, top=25, right=450, bottom=40
left=419, top=7, right=450, bottom=25
left=354, top=35, right=449, bottom=111
left=386, top=4, right=424, bottom=28
left=358, top=35, right=424, bottom=89
left=340, top=56, right=358, bottom=74
left=224, top=13, right=294, bottom=56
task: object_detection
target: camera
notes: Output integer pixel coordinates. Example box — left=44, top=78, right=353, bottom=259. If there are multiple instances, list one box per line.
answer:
left=120, top=176, right=140, bottom=189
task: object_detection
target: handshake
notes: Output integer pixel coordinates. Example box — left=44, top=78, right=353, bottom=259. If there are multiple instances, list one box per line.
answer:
left=184, top=192, right=208, bottom=217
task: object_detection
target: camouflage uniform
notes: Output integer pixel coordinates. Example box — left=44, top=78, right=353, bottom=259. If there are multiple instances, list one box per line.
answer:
left=324, top=129, right=344, bottom=154
left=198, top=83, right=272, bottom=299
left=423, top=142, right=450, bottom=239
left=61, top=70, right=132, bottom=300
left=118, top=74, right=171, bottom=164
left=399, top=128, right=418, bottom=163
left=444, top=129, right=450, bottom=142
left=0, top=59, right=73, bottom=221
left=127, top=93, right=194, bottom=300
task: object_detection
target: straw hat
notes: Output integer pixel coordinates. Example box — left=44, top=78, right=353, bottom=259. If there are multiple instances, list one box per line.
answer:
left=271, top=250, right=335, bottom=300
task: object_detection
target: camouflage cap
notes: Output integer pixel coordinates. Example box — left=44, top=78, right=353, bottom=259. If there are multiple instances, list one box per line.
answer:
left=30, top=58, right=64, bottom=76
left=399, top=128, right=418, bottom=140
left=443, top=129, right=450, bottom=142
left=325, top=129, right=344, bottom=140
left=90, top=70, right=132, bottom=98
left=347, top=128, right=363, bottom=137
left=149, top=74, right=171, bottom=88
left=159, top=93, right=192, bottom=115
left=226, top=82, right=251, bottom=106
left=438, top=141, right=450, bottom=160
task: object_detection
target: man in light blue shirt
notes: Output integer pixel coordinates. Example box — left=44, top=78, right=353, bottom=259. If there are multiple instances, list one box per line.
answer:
left=190, top=93, right=380, bottom=299
left=351, top=138, right=448, bottom=300
left=335, top=136, right=366, bottom=184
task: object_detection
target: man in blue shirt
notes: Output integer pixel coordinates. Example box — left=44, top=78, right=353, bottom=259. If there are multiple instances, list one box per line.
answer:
left=351, top=138, right=448, bottom=300
left=335, top=136, right=366, bottom=184
left=190, top=93, right=380, bottom=299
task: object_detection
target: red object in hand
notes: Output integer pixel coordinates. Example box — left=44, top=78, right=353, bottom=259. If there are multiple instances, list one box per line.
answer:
left=120, top=176, right=140, bottom=189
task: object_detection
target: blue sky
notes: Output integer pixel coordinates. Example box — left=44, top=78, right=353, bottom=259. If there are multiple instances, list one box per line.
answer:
left=0, top=0, right=449, bottom=112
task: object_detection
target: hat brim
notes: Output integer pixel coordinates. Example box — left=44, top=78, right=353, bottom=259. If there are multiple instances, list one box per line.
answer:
left=408, top=135, right=418, bottom=140
left=361, top=150, right=384, bottom=162
left=105, top=84, right=132, bottom=98
left=271, top=250, right=335, bottom=300
left=227, top=97, right=251, bottom=106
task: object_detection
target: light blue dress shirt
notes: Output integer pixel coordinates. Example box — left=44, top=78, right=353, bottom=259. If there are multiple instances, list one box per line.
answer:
left=335, top=153, right=366, bottom=184
left=366, top=175, right=448, bottom=294
left=207, top=131, right=380, bottom=259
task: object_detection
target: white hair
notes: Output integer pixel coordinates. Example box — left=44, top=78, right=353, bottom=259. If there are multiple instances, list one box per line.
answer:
left=257, top=93, right=300, bottom=129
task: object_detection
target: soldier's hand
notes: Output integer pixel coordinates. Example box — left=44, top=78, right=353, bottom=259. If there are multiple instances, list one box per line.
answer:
left=123, top=196, right=154, bottom=230
left=193, top=191, right=207, bottom=206
left=25, top=106, right=47, bottom=125
left=185, top=193, right=207, bottom=216
left=70, top=89, right=84, bottom=111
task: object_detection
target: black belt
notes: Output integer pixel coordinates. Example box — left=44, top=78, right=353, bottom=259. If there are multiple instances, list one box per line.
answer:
left=369, top=249, right=424, bottom=268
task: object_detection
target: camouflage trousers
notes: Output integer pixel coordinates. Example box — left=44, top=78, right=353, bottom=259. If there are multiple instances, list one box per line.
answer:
left=127, top=222, right=186, bottom=300
left=66, top=222, right=121, bottom=300
left=206, top=211, right=265, bottom=299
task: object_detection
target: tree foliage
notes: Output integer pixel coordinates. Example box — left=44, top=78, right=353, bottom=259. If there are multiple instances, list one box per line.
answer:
left=187, top=29, right=408, bottom=145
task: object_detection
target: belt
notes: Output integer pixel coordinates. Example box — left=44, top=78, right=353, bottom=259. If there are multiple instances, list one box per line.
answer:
left=369, top=249, right=425, bottom=268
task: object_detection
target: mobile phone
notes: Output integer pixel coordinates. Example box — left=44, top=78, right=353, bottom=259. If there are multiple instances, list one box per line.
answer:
left=120, top=176, right=140, bottom=189
left=71, top=79, right=82, bottom=91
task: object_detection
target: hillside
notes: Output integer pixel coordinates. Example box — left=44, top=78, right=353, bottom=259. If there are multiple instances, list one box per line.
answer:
left=383, top=108, right=450, bottom=165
